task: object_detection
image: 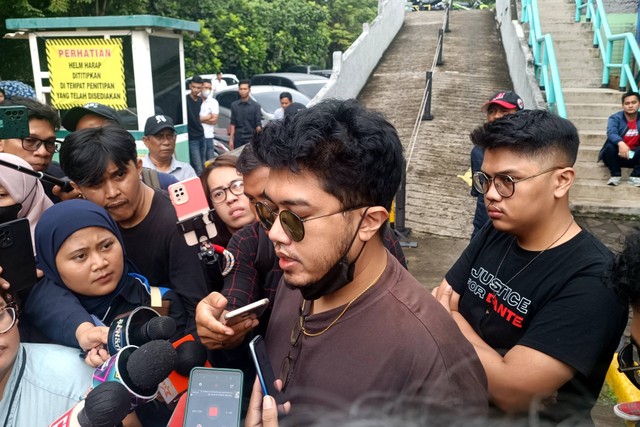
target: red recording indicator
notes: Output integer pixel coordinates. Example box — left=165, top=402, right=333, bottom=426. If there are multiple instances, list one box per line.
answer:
left=209, top=406, right=219, bottom=417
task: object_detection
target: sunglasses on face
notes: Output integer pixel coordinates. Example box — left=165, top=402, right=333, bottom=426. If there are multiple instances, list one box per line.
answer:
left=618, top=339, right=640, bottom=388
left=254, top=202, right=365, bottom=242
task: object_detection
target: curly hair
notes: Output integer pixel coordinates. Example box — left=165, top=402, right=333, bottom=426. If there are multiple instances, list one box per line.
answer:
left=610, top=229, right=640, bottom=307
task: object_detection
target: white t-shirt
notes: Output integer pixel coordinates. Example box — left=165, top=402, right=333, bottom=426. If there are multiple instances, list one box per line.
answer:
left=200, top=96, right=220, bottom=139
left=212, top=79, right=228, bottom=93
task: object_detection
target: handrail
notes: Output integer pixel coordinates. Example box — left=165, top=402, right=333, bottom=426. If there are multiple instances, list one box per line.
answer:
left=395, top=1, right=451, bottom=235
left=575, top=0, right=640, bottom=92
left=520, top=0, right=567, bottom=117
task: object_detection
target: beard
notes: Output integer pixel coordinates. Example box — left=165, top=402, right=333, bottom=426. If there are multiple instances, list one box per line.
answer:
left=283, top=222, right=356, bottom=290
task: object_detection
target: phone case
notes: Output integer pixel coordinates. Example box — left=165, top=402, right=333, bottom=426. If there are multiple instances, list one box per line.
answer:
left=168, top=177, right=217, bottom=246
left=249, top=335, right=286, bottom=404
left=0, top=106, right=29, bottom=139
left=185, top=367, right=243, bottom=427
left=0, top=218, right=37, bottom=292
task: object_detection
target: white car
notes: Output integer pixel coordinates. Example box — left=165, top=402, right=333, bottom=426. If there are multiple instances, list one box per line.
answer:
left=213, top=85, right=311, bottom=143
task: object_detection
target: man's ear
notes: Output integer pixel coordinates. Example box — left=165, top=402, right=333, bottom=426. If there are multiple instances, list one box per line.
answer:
left=142, top=136, right=150, bottom=149
left=357, top=206, right=389, bottom=242
left=554, top=167, right=575, bottom=198
left=135, top=158, right=143, bottom=175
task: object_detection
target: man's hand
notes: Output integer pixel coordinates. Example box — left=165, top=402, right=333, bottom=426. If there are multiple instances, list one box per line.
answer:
left=0, top=266, right=9, bottom=291
left=52, top=183, right=84, bottom=201
left=76, top=322, right=108, bottom=351
left=618, top=141, right=631, bottom=158
left=431, top=282, right=453, bottom=314
left=195, top=292, right=258, bottom=350
left=245, top=377, right=290, bottom=427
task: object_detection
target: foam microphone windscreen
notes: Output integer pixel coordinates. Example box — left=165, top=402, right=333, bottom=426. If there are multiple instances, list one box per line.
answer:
left=127, top=340, right=177, bottom=395
left=77, top=382, right=130, bottom=427
left=175, top=340, right=208, bottom=376
left=129, top=316, right=176, bottom=346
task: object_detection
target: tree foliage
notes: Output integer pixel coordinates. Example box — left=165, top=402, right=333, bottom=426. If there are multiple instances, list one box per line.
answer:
left=0, top=0, right=378, bottom=81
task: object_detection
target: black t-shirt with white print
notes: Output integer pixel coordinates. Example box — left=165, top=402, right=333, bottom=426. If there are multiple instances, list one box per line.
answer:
left=446, top=223, right=627, bottom=424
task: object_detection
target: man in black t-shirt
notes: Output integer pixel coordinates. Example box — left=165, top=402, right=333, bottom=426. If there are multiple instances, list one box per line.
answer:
left=228, top=80, right=262, bottom=150
left=433, top=110, right=628, bottom=424
left=186, top=75, right=206, bottom=175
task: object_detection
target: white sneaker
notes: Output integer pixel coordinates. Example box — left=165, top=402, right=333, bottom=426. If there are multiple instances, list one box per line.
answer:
left=607, top=176, right=621, bottom=186
left=630, top=177, right=640, bottom=187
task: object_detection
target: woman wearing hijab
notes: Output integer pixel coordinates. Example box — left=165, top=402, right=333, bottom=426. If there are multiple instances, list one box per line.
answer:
left=0, top=153, right=52, bottom=251
left=24, top=199, right=186, bottom=367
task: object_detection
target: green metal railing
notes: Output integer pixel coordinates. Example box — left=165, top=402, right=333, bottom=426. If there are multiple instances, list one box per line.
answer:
left=521, top=0, right=567, bottom=117
left=575, top=0, right=640, bottom=92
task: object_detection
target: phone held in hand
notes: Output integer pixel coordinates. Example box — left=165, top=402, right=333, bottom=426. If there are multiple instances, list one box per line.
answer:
left=0, top=218, right=37, bottom=292
left=185, top=367, right=243, bottom=427
left=168, top=177, right=217, bottom=246
left=223, top=298, right=269, bottom=324
left=249, top=335, right=287, bottom=404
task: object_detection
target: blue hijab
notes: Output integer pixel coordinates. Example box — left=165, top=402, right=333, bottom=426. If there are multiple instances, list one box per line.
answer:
left=35, top=199, right=135, bottom=317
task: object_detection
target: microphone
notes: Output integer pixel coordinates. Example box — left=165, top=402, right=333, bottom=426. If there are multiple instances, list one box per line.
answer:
left=93, top=340, right=177, bottom=409
left=157, top=335, right=210, bottom=404
left=49, top=381, right=131, bottom=427
left=0, top=158, right=74, bottom=192
left=107, top=306, right=176, bottom=354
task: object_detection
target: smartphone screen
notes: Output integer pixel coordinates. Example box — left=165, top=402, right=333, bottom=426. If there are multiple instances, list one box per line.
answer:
left=185, top=368, right=243, bottom=427
left=0, top=218, right=37, bottom=292
left=249, top=335, right=286, bottom=404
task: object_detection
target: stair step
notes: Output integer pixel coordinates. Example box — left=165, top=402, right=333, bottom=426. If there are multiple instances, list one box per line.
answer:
left=578, top=131, right=607, bottom=148
left=561, top=78, right=605, bottom=88
left=570, top=194, right=640, bottom=215
left=571, top=178, right=640, bottom=201
left=566, top=103, right=620, bottom=117
left=574, top=162, right=611, bottom=179
left=576, top=145, right=602, bottom=162
left=563, top=88, right=622, bottom=104
left=570, top=116, right=610, bottom=131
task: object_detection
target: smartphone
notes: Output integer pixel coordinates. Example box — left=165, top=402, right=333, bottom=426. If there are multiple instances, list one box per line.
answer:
left=0, top=218, right=37, bottom=292
left=169, top=177, right=217, bottom=246
left=0, top=106, right=29, bottom=140
left=224, top=298, right=269, bottom=324
left=249, top=335, right=286, bottom=404
left=185, top=367, right=243, bottom=427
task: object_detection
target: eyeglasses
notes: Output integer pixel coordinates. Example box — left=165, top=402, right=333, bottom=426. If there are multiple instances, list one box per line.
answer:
left=618, top=339, right=640, bottom=388
left=472, top=166, right=565, bottom=198
left=22, top=137, right=62, bottom=154
left=255, top=202, right=364, bottom=242
left=279, top=311, right=305, bottom=392
left=0, top=303, right=17, bottom=335
left=210, top=179, right=244, bottom=205
left=151, top=132, right=176, bottom=142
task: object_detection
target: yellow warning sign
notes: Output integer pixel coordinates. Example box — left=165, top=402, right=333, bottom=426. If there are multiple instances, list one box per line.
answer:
left=46, top=38, right=127, bottom=110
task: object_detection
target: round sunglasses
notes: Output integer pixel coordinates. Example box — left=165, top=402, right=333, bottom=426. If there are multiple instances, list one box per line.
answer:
left=254, top=202, right=364, bottom=242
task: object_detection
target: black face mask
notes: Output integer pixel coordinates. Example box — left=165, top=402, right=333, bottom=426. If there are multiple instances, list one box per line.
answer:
left=0, top=204, right=22, bottom=224
left=289, top=208, right=369, bottom=301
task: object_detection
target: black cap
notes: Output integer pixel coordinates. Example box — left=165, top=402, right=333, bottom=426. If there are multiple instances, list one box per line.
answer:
left=284, top=102, right=307, bottom=119
left=144, top=114, right=175, bottom=136
left=62, top=103, right=123, bottom=131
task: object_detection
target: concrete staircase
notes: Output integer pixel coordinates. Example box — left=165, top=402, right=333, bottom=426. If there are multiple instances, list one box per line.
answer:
left=536, top=0, right=640, bottom=215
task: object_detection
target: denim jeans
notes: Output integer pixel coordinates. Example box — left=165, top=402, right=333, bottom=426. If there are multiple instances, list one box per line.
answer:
left=189, top=137, right=206, bottom=176
left=602, top=143, right=640, bottom=177
left=205, top=137, right=216, bottom=162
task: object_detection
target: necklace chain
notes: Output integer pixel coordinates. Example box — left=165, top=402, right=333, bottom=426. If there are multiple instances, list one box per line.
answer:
left=493, top=216, right=575, bottom=287
left=300, top=266, right=386, bottom=337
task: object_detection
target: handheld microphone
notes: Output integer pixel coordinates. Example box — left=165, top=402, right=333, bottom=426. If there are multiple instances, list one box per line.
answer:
left=49, top=381, right=131, bottom=427
left=107, top=306, right=176, bottom=354
left=0, top=158, right=74, bottom=192
left=93, top=340, right=177, bottom=409
left=157, top=335, right=210, bottom=404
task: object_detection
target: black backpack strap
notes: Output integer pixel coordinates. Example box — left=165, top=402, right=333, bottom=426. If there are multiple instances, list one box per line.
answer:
left=141, top=167, right=162, bottom=191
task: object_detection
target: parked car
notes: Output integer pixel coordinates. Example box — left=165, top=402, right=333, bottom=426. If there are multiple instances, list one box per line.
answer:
left=250, top=72, right=329, bottom=99
left=184, top=73, right=239, bottom=93
left=212, top=85, right=311, bottom=143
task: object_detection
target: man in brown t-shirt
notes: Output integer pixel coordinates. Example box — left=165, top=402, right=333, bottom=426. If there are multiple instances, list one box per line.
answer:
left=196, top=99, right=488, bottom=419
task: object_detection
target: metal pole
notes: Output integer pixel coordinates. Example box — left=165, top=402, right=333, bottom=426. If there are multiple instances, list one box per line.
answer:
left=445, top=5, right=451, bottom=32
left=394, top=160, right=411, bottom=237
left=437, top=29, right=444, bottom=65
left=422, top=71, right=434, bottom=121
